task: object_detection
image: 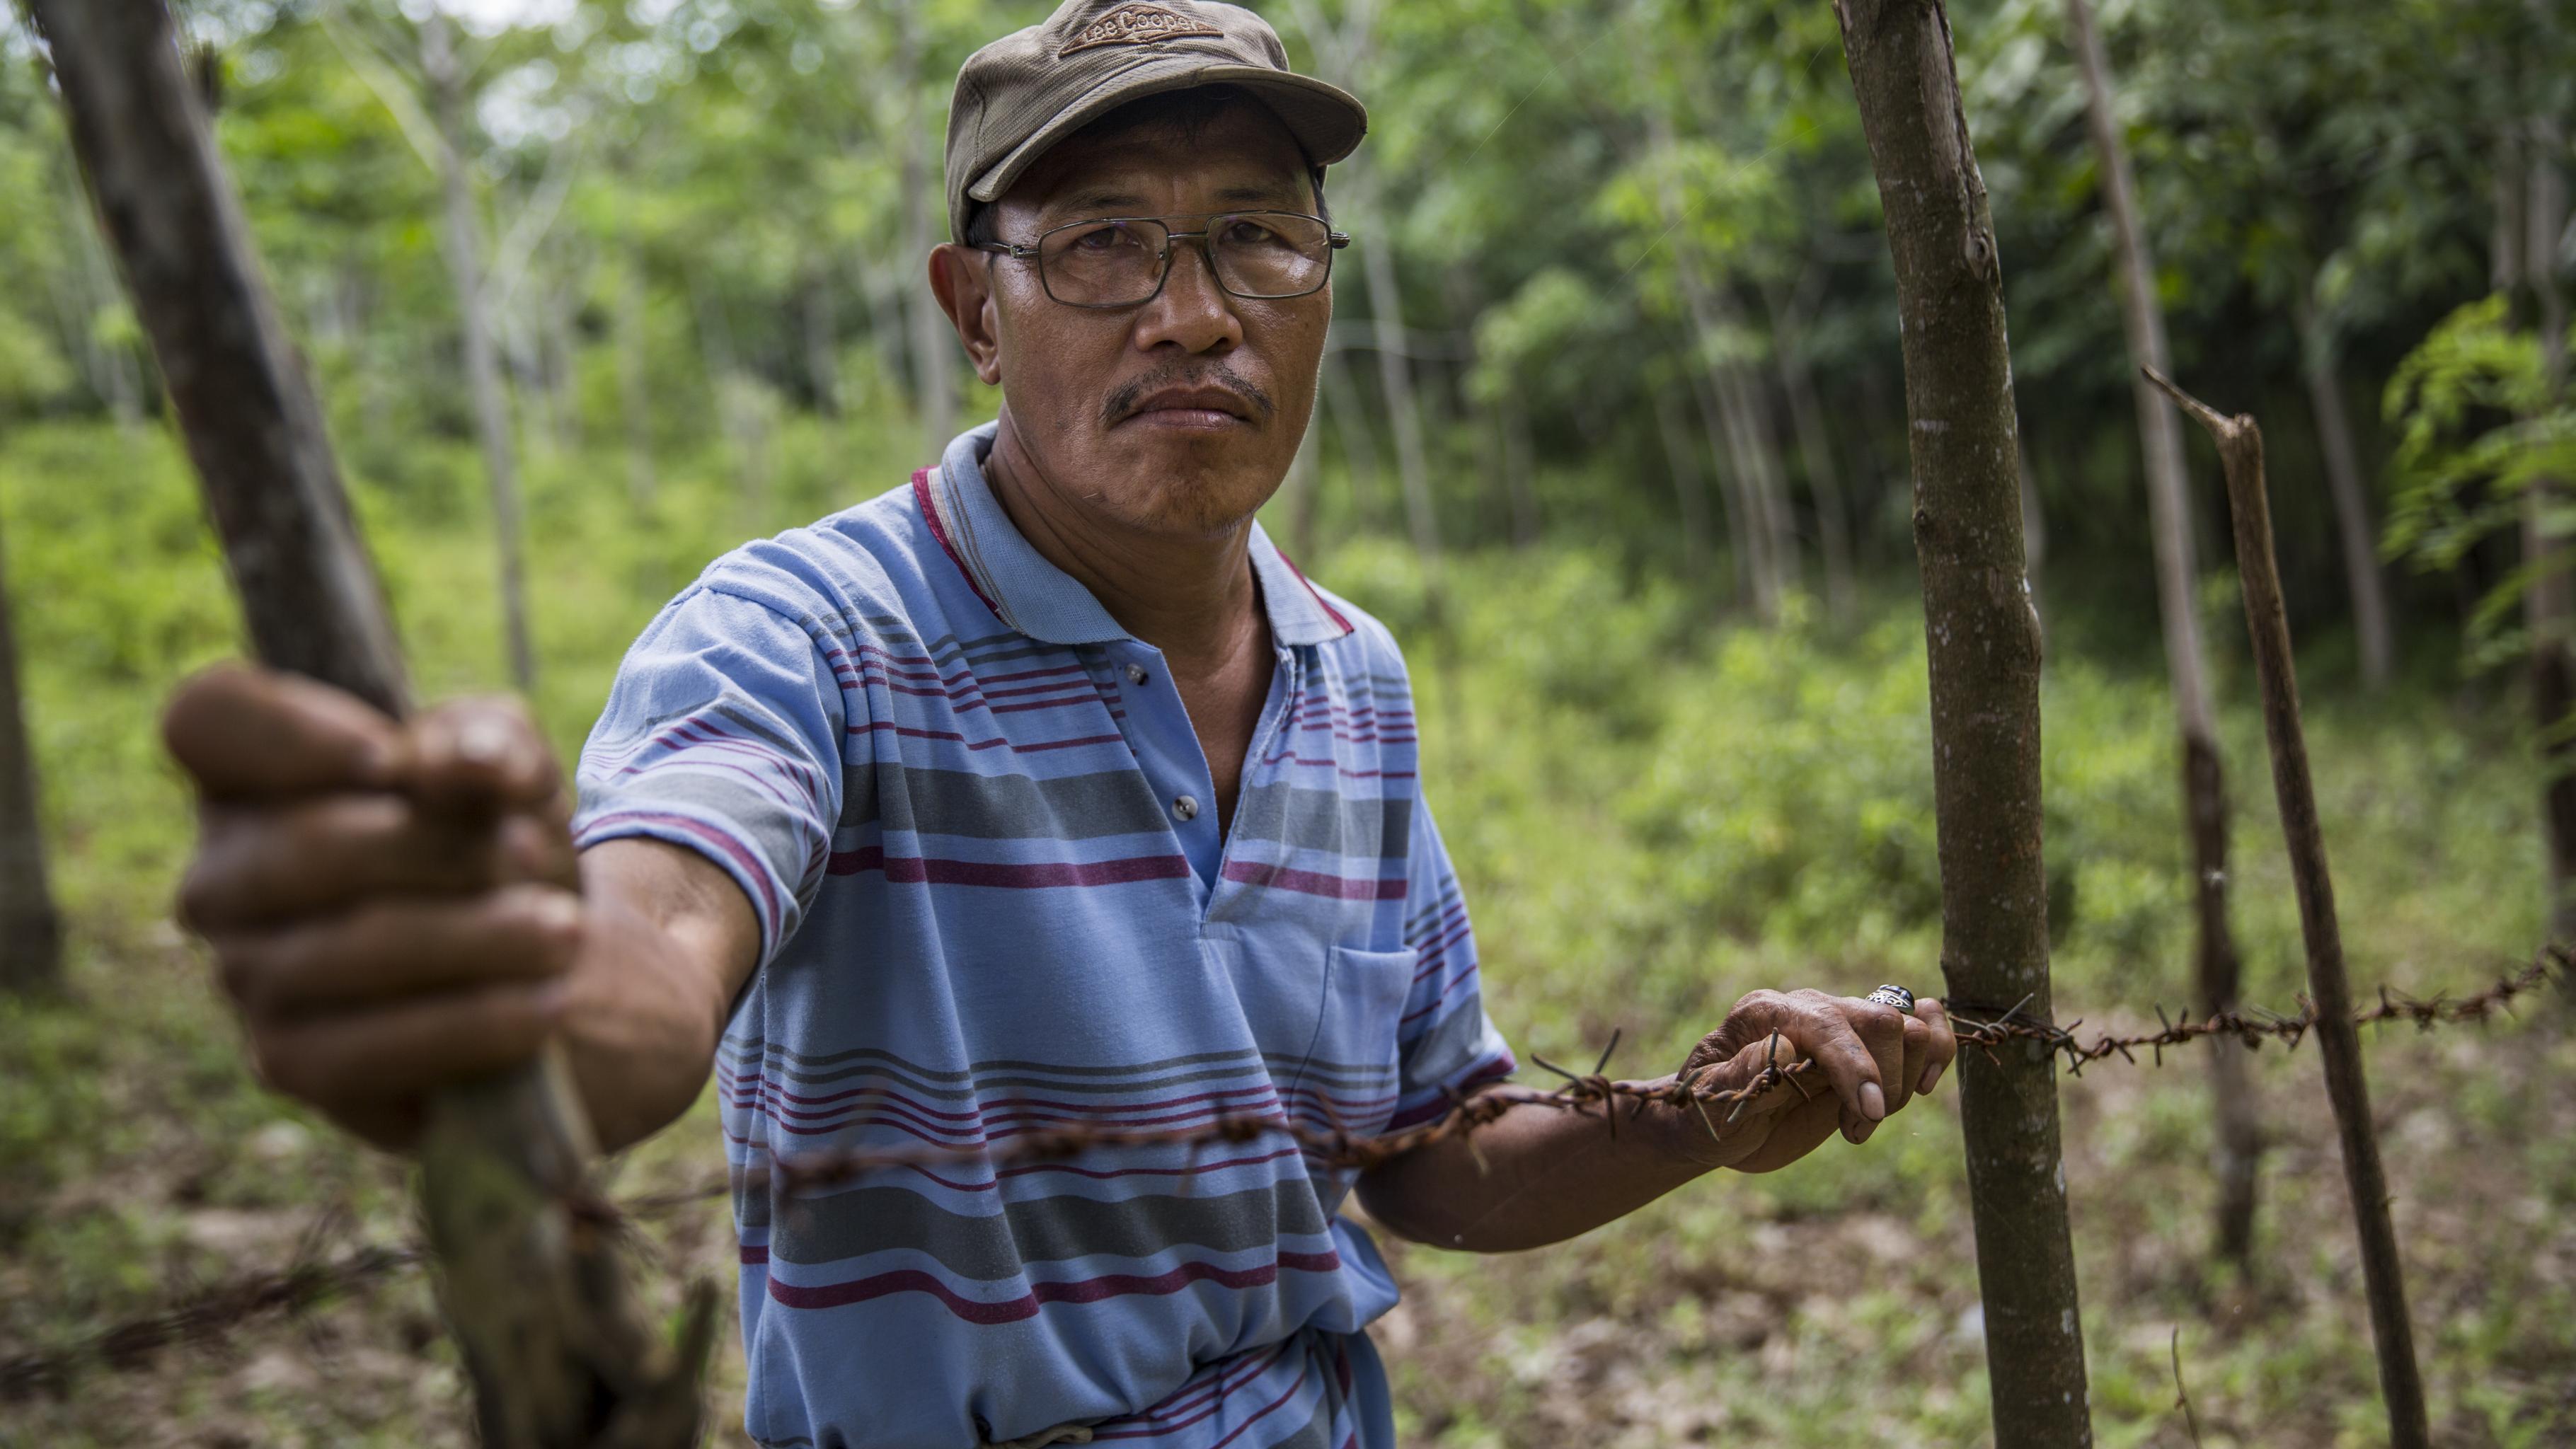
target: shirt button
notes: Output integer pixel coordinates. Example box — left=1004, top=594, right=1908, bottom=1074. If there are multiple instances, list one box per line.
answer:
left=1172, top=795, right=1199, bottom=821
left=1125, top=663, right=1150, bottom=686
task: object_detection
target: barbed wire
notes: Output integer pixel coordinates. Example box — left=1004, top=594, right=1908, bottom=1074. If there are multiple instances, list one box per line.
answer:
left=4, top=947, right=2564, bottom=1402
left=1945, top=945, right=2568, bottom=1074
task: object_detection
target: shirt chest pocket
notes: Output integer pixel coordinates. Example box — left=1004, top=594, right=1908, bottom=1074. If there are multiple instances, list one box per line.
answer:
left=1207, top=934, right=1414, bottom=1135
left=1303, top=946, right=1415, bottom=1133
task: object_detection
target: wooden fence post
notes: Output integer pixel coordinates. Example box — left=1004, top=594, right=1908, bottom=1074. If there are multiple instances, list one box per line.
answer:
left=28, top=3, right=711, bottom=1444
left=2144, top=367, right=2432, bottom=1449
left=1831, top=4, right=2094, bottom=1444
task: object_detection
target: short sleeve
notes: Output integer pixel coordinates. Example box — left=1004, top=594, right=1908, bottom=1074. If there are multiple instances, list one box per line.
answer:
left=572, top=582, right=848, bottom=965
left=1386, top=795, right=1516, bottom=1130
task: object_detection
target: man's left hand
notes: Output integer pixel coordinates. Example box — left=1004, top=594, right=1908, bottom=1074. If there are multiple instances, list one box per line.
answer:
left=1668, top=986, right=1957, bottom=1174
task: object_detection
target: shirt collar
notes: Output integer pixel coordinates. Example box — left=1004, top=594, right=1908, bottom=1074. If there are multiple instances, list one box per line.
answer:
left=922, top=422, right=1355, bottom=650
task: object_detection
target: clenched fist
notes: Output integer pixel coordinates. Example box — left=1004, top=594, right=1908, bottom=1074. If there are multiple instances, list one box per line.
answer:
left=166, top=665, right=583, bottom=1149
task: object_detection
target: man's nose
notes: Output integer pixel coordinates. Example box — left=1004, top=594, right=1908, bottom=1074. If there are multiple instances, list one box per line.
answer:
left=1130, top=236, right=1243, bottom=355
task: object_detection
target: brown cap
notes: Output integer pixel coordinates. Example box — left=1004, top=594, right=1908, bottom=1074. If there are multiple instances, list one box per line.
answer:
left=943, top=0, right=1367, bottom=243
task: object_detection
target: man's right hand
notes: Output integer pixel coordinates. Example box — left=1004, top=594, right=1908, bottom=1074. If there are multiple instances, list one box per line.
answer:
left=165, top=665, right=584, bottom=1151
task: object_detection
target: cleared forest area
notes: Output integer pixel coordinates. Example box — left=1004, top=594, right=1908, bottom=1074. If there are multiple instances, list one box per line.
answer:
left=2, top=0, right=2573, bottom=1444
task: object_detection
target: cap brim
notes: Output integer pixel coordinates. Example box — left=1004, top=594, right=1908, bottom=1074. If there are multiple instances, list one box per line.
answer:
left=965, top=59, right=1367, bottom=217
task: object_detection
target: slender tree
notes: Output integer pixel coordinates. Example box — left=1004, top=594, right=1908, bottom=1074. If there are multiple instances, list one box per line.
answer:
left=1355, top=209, right=1446, bottom=585
left=1287, top=0, right=1444, bottom=591
left=2294, top=291, right=2397, bottom=691
left=0, top=504, right=62, bottom=995
left=1651, top=383, right=1715, bottom=582
left=615, top=254, right=658, bottom=509
left=420, top=11, right=535, bottom=695
left=895, top=1, right=956, bottom=462
left=1766, top=277, right=1856, bottom=618
left=2522, top=125, right=2576, bottom=941
left=1320, top=349, right=1387, bottom=531
left=1500, top=390, right=1541, bottom=547
left=2065, top=0, right=2261, bottom=1268
left=1833, top=2, right=2093, bottom=1443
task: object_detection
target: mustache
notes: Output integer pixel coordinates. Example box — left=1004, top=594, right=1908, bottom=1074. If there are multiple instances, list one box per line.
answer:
left=1099, top=365, right=1274, bottom=427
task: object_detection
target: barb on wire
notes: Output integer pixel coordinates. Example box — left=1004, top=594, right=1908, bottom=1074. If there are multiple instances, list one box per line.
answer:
left=0, top=1242, right=420, bottom=1401
left=1944, top=946, right=2567, bottom=1080
left=6, top=945, right=2565, bottom=1399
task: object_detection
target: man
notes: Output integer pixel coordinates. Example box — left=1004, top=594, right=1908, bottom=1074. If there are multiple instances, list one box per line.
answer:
left=165, top=2, right=1957, bottom=1445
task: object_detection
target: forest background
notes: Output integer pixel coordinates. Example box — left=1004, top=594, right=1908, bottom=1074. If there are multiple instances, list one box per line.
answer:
left=1, top=0, right=2573, bottom=1445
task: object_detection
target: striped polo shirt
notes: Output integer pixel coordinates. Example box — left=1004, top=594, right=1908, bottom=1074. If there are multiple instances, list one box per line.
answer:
left=571, top=423, right=1516, bottom=1449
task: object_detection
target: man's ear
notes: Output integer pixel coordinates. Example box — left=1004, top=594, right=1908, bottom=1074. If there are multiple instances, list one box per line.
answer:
left=928, top=243, right=1004, bottom=387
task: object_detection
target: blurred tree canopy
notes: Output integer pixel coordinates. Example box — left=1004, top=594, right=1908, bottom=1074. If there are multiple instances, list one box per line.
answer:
left=1, top=0, right=2569, bottom=679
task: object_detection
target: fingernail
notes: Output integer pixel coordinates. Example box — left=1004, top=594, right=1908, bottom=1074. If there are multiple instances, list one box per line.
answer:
left=1846, top=1116, right=1877, bottom=1145
left=1919, top=1062, right=1946, bottom=1095
left=534, top=890, right=582, bottom=935
left=1861, top=1082, right=1886, bottom=1121
left=456, top=716, right=510, bottom=765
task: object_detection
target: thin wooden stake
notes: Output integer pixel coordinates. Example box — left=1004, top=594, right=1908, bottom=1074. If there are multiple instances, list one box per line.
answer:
left=29, top=4, right=709, bottom=1444
left=2144, top=366, right=2432, bottom=1449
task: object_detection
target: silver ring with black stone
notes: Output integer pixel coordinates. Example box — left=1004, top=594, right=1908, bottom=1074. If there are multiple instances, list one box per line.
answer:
left=1865, top=983, right=1916, bottom=1015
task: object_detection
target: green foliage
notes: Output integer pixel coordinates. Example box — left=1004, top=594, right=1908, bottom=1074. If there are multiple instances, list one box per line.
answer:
left=2384, top=295, right=2576, bottom=669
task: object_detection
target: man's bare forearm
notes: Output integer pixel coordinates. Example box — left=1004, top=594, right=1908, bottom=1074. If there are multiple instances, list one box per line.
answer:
left=559, top=838, right=761, bottom=1153
left=1354, top=1080, right=1718, bottom=1252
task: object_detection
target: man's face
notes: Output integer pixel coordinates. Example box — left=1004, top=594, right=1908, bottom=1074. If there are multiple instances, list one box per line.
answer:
left=936, top=100, right=1330, bottom=538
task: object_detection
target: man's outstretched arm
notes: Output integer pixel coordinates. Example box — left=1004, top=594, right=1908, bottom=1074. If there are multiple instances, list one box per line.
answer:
left=167, top=666, right=760, bottom=1155
left=1356, top=989, right=1955, bottom=1252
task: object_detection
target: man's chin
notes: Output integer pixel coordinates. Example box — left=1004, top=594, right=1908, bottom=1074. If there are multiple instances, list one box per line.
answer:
left=1086, top=437, right=1281, bottom=536
left=1107, top=472, right=1280, bottom=538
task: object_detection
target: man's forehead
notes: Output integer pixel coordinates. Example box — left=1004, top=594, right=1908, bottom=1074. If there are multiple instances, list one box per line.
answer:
left=1011, top=105, right=1315, bottom=220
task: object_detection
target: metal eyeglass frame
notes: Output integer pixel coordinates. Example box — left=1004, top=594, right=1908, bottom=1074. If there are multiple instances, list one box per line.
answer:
left=971, top=211, right=1351, bottom=309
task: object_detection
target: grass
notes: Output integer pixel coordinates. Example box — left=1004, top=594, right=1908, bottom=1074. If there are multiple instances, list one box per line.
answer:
left=1, top=418, right=2571, bottom=1446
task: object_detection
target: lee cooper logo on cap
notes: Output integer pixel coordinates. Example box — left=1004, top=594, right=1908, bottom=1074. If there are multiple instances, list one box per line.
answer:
left=943, top=0, right=1368, bottom=243
left=1060, top=3, right=1224, bottom=56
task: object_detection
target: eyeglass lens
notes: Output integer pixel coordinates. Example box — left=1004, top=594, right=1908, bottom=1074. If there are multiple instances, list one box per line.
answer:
left=1037, top=214, right=1333, bottom=306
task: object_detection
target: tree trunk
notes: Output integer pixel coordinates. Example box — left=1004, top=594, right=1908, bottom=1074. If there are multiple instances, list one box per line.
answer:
left=2524, top=128, right=2576, bottom=943
left=616, top=257, right=657, bottom=509
left=1713, top=350, right=1802, bottom=606
left=1833, top=5, right=2093, bottom=1445
left=803, top=267, right=843, bottom=419
left=2295, top=296, right=2396, bottom=691
left=2018, top=436, right=2047, bottom=638
left=541, top=270, right=582, bottom=456
left=1501, top=390, right=1540, bottom=547
left=1691, top=373, right=1769, bottom=617
left=2066, top=0, right=2259, bottom=1269
left=1285, top=412, right=1322, bottom=561
left=0, top=505, right=62, bottom=995
left=2149, top=369, right=2432, bottom=1449
left=422, top=14, right=535, bottom=696
left=1643, top=108, right=1784, bottom=618
left=1766, top=282, right=1856, bottom=618
left=896, top=4, right=955, bottom=461
left=1322, top=348, right=1385, bottom=533
left=1650, top=384, right=1714, bottom=583
left=691, top=279, right=771, bottom=523
left=31, top=1, right=712, bottom=1438
left=1355, top=205, right=1444, bottom=586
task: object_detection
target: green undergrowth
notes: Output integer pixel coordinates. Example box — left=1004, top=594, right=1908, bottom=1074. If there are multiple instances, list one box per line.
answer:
left=2, top=421, right=2569, bottom=1445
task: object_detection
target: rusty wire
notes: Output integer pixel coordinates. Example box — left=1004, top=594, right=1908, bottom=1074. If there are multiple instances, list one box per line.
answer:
left=1942, top=945, right=2568, bottom=1075
left=4, top=947, right=2565, bottom=1401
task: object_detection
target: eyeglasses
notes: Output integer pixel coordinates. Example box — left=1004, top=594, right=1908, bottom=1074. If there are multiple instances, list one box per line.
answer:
left=972, top=212, right=1350, bottom=309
